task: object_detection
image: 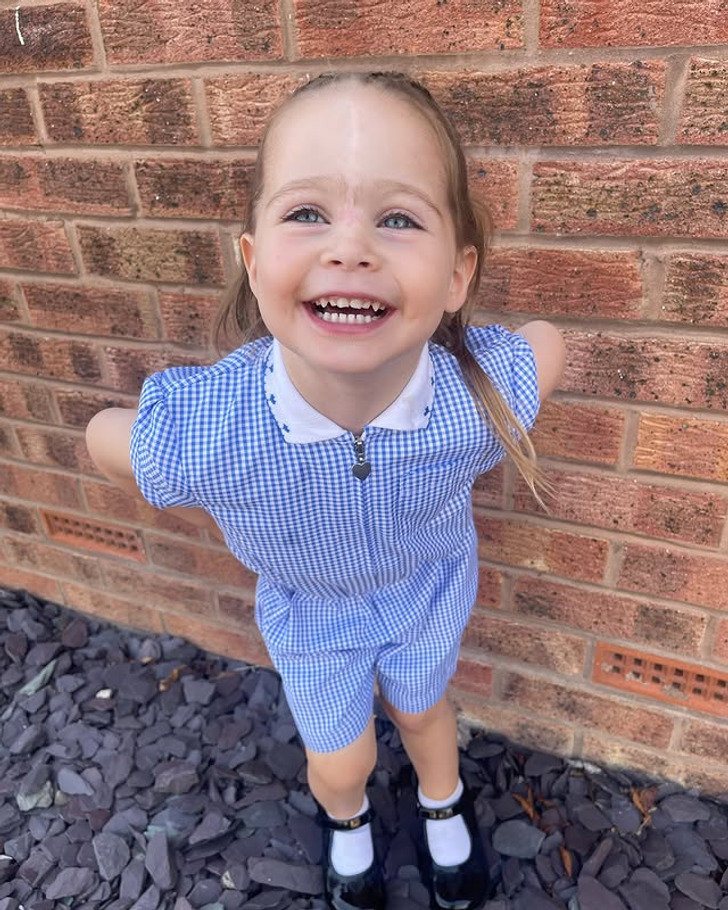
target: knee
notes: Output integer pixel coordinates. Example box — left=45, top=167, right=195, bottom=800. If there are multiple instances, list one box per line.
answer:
left=383, top=698, right=445, bottom=737
left=306, top=737, right=377, bottom=796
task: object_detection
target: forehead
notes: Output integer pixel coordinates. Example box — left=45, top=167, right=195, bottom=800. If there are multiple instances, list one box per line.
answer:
left=261, top=83, right=448, bottom=196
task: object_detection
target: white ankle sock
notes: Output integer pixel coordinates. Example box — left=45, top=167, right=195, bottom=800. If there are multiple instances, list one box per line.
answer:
left=418, top=779, right=472, bottom=867
left=328, top=795, right=374, bottom=877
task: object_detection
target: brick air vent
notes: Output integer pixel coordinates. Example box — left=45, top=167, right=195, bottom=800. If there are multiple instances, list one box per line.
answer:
left=594, top=643, right=728, bottom=718
left=41, top=510, right=145, bottom=561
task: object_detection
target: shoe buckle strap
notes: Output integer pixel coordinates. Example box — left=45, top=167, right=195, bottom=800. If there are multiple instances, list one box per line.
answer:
left=417, top=794, right=466, bottom=821
left=320, top=806, right=375, bottom=831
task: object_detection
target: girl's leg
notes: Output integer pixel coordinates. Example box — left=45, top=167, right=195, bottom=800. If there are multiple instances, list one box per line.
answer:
left=381, top=694, right=478, bottom=870
left=305, top=715, right=378, bottom=819
left=379, top=693, right=460, bottom=799
left=306, top=717, right=381, bottom=883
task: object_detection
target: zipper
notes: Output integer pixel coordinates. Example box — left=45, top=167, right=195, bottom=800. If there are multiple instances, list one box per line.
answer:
left=351, top=432, right=371, bottom=480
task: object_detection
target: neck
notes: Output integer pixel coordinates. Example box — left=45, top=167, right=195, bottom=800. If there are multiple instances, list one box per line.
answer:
left=280, top=349, right=422, bottom=434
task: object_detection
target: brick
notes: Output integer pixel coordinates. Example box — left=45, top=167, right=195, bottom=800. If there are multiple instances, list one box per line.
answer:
left=633, top=413, right=728, bottom=482
left=472, top=463, right=505, bottom=509
left=41, top=508, right=145, bottom=561
left=450, top=691, right=575, bottom=755
left=99, top=0, right=281, bottom=64
left=466, top=159, right=518, bottom=232
left=0, top=565, right=62, bottom=603
left=0, top=4, right=93, bottom=73
left=0, top=462, right=83, bottom=510
left=678, top=58, right=728, bottom=145
left=540, top=0, right=728, bottom=47
left=476, top=514, right=608, bottom=583
left=295, top=0, right=523, bottom=57
left=581, top=733, right=728, bottom=795
left=661, top=254, right=728, bottom=326
left=594, top=642, right=727, bottom=717
left=103, top=345, right=204, bottom=395
left=424, top=62, right=664, bottom=147
left=16, top=426, right=94, bottom=473
left=530, top=400, right=624, bottom=466
left=0, top=377, right=54, bottom=422
left=714, top=619, right=728, bottom=662
left=0, top=156, right=131, bottom=216
left=0, top=89, right=37, bottom=145
left=475, top=566, right=503, bottom=610
left=23, top=282, right=158, bottom=339
left=0, top=282, right=22, bottom=323
left=0, top=280, right=21, bottom=322
left=61, top=581, right=164, bottom=634
left=513, top=576, right=709, bottom=656
left=0, top=419, right=18, bottom=453
left=135, top=158, right=254, bottom=219
left=77, top=226, right=225, bottom=286
left=0, top=501, right=40, bottom=535
left=0, top=423, right=20, bottom=459
left=217, top=592, right=255, bottom=625
left=83, top=480, right=202, bottom=540
left=102, top=562, right=214, bottom=614
left=41, top=79, right=198, bottom=146
left=158, top=291, right=220, bottom=348
left=206, top=74, right=304, bottom=146
left=532, top=160, right=728, bottom=238
left=146, top=536, right=257, bottom=589
left=562, top=330, right=728, bottom=411
left=619, top=543, right=728, bottom=611
left=163, top=611, right=271, bottom=665
left=55, top=388, right=129, bottom=429
left=478, top=248, right=644, bottom=319
left=452, top=656, right=494, bottom=698
left=5, top=536, right=103, bottom=586
left=681, top=718, right=728, bottom=764
left=501, top=671, right=674, bottom=747
left=0, top=330, right=102, bottom=384
left=515, top=468, right=726, bottom=548
left=463, top=611, right=587, bottom=674
left=0, top=218, right=75, bottom=274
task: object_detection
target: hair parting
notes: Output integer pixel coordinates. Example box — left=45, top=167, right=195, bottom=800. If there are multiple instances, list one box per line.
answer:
left=213, top=70, right=547, bottom=505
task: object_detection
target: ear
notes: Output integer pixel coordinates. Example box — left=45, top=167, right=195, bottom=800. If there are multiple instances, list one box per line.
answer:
left=444, top=246, right=478, bottom=314
left=240, top=233, right=257, bottom=295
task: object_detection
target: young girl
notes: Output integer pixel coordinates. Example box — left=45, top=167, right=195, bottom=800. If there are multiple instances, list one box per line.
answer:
left=86, top=72, right=565, bottom=910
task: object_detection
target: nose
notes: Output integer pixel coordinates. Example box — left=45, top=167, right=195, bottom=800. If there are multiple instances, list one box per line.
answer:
left=321, top=218, right=378, bottom=270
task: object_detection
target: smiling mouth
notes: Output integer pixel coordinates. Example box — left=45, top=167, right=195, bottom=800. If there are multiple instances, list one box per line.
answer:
left=308, top=297, right=390, bottom=325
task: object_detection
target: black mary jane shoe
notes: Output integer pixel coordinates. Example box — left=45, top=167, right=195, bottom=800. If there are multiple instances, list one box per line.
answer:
left=417, top=788, right=492, bottom=910
left=318, top=805, right=386, bottom=910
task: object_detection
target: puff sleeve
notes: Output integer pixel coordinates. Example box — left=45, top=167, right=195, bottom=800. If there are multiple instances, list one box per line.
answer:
left=465, top=324, right=541, bottom=434
left=130, top=372, right=201, bottom=510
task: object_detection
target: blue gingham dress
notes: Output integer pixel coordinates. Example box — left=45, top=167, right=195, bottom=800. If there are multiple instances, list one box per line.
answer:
left=130, top=325, right=539, bottom=752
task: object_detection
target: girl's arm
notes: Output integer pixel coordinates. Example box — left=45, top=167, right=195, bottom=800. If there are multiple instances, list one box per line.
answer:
left=518, top=320, right=566, bottom=401
left=85, top=408, right=218, bottom=532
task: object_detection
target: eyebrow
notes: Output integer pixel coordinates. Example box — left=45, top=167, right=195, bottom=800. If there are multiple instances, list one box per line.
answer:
left=265, top=176, right=445, bottom=219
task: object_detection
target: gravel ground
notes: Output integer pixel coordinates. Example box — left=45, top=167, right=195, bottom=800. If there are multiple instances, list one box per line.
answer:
left=1, top=585, right=728, bottom=910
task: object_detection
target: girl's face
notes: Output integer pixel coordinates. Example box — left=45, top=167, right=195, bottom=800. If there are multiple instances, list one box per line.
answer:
left=241, top=83, right=476, bottom=392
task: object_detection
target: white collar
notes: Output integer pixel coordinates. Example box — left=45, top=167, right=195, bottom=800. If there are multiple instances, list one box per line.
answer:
left=264, top=339, right=434, bottom=443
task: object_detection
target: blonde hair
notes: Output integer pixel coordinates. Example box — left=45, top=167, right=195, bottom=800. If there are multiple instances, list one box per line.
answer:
left=214, top=71, right=544, bottom=500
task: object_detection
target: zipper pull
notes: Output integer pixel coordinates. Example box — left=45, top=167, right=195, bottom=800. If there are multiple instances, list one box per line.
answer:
left=351, top=433, right=371, bottom=480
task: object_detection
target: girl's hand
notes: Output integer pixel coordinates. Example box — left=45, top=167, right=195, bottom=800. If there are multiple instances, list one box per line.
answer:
left=518, top=320, right=566, bottom=401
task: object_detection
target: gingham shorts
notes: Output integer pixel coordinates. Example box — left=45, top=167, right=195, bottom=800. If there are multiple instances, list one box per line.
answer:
left=259, top=578, right=473, bottom=753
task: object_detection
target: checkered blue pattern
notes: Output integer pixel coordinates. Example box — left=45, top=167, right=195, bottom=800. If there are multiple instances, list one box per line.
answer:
left=130, top=325, right=539, bottom=752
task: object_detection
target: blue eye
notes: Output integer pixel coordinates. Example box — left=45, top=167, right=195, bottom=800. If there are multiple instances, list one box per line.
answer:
left=381, top=212, right=419, bottom=229
left=284, top=207, right=324, bottom=223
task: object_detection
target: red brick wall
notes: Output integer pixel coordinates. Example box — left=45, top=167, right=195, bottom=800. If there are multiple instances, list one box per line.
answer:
left=1, top=0, right=727, bottom=791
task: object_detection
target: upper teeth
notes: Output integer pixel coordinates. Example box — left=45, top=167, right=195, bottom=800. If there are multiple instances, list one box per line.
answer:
left=315, top=297, right=386, bottom=312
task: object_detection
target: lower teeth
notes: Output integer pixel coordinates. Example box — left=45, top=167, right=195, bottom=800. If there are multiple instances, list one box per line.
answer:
left=316, top=310, right=380, bottom=324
